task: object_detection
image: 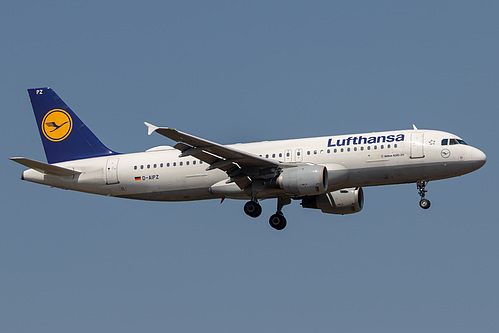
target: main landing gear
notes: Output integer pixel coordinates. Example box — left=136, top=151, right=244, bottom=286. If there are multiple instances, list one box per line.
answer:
left=243, top=197, right=291, bottom=230
left=244, top=199, right=262, bottom=218
left=268, top=197, right=291, bottom=231
left=417, top=180, right=431, bottom=209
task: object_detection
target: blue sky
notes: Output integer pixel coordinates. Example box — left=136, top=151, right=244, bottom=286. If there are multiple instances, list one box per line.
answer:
left=1, top=1, right=498, bottom=332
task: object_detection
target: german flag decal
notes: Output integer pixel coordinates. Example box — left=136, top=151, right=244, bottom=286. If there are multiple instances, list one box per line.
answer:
left=135, top=176, right=141, bottom=181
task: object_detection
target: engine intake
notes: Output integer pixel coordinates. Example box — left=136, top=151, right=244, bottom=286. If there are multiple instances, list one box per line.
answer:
left=276, top=164, right=328, bottom=196
left=302, top=187, right=364, bottom=215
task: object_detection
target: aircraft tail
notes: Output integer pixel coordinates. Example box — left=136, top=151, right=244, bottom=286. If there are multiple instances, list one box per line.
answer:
left=28, top=87, right=118, bottom=163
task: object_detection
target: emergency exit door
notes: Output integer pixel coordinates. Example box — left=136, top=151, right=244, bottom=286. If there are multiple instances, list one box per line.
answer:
left=106, top=158, right=120, bottom=184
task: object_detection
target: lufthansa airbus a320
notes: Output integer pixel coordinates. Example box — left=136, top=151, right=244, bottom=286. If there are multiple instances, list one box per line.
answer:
left=11, top=88, right=486, bottom=230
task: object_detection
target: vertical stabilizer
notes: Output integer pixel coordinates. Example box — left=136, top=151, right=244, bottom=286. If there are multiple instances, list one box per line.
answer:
left=28, top=87, right=118, bottom=163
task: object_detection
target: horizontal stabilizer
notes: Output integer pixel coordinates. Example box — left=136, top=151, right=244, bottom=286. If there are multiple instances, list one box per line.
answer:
left=10, top=157, right=81, bottom=176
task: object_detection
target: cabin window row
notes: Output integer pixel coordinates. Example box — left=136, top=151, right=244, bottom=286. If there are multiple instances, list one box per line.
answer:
left=259, top=144, right=398, bottom=159
left=259, top=152, right=290, bottom=159
left=134, top=160, right=203, bottom=170
left=322, top=143, right=398, bottom=154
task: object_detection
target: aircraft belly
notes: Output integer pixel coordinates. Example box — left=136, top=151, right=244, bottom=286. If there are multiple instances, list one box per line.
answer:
left=118, top=188, right=215, bottom=201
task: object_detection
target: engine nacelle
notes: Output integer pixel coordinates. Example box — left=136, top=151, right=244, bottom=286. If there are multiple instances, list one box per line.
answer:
left=301, top=187, right=364, bottom=215
left=276, top=164, right=328, bottom=196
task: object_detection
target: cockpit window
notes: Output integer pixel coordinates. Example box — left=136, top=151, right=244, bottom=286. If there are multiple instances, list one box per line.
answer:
left=445, top=138, right=468, bottom=145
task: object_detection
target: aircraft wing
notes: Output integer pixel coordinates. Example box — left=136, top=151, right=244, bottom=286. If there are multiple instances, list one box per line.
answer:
left=145, top=122, right=287, bottom=189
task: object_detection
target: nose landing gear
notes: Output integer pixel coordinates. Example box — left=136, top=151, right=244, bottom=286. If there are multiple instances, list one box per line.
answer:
left=417, top=180, right=431, bottom=209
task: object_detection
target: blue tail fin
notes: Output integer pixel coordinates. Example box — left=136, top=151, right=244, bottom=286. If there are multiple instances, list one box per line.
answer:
left=28, top=87, right=118, bottom=163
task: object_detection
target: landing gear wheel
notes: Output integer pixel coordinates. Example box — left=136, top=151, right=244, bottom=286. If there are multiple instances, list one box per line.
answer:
left=244, top=201, right=262, bottom=218
left=269, top=213, right=287, bottom=230
left=417, top=180, right=431, bottom=210
left=419, top=198, right=431, bottom=210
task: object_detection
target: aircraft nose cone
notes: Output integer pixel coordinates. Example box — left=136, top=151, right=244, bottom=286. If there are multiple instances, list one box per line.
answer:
left=472, top=149, right=486, bottom=170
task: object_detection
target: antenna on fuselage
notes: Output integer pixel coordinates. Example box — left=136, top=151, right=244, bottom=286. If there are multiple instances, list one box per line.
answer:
left=412, top=124, right=418, bottom=130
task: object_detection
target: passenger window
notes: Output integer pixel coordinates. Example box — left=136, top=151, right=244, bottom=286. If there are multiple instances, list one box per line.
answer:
left=266, top=154, right=269, bottom=158
left=147, top=164, right=150, bottom=169
left=279, top=153, right=282, bottom=158
left=134, top=166, right=137, bottom=170
left=160, top=163, right=163, bottom=168
left=186, top=161, right=189, bottom=165
left=361, top=147, right=364, bottom=151
left=180, top=162, right=183, bottom=166
left=394, top=144, right=398, bottom=148
left=307, top=151, right=310, bottom=155
left=374, top=146, right=377, bottom=150
left=441, top=139, right=448, bottom=146
left=347, top=148, right=350, bottom=152
left=173, top=162, right=176, bottom=167
left=327, top=149, right=330, bottom=154
left=340, top=148, right=344, bottom=152
left=286, top=152, right=290, bottom=157
left=367, top=146, right=371, bottom=150
left=153, top=164, right=157, bottom=168
left=193, top=161, right=196, bottom=165
left=314, top=150, right=317, bottom=155
left=297, top=151, right=301, bottom=156
left=354, top=147, right=357, bottom=151
left=140, top=165, right=144, bottom=169
left=334, top=149, right=337, bottom=153
left=167, top=163, right=170, bottom=167
left=380, top=145, right=384, bottom=149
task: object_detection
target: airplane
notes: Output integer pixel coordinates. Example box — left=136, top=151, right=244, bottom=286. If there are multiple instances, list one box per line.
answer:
left=11, top=87, right=487, bottom=230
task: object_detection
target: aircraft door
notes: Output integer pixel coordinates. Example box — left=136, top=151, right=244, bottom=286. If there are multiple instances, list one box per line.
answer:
left=410, top=133, right=425, bottom=159
left=105, top=158, right=120, bottom=184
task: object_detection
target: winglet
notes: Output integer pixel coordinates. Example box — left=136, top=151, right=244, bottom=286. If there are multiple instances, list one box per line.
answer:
left=144, top=122, right=159, bottom=136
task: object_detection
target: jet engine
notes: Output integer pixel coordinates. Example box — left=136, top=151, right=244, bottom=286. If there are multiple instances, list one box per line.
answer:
left=301, top=187, right=364, bottom=215
left=276, top=164, right=328, bottom=196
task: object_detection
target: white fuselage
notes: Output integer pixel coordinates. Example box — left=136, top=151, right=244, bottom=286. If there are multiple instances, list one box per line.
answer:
left=21, top=129, right=486, bottom=201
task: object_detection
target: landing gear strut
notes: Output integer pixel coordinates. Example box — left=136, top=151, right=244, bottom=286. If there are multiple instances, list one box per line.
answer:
left=244, top=199, right=262, bottom=218
left=417, top=180, right=431, bottom=209
left=269, top=197, right=291, bottom=230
